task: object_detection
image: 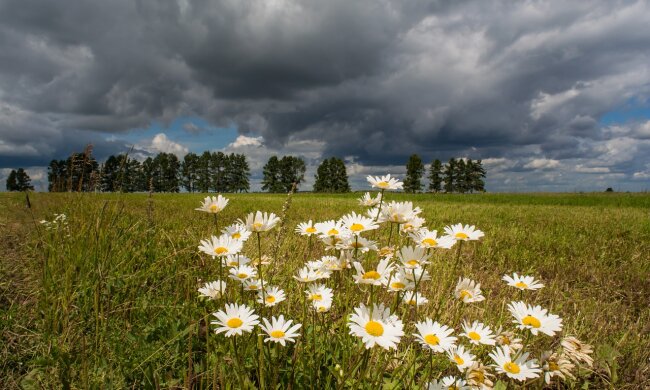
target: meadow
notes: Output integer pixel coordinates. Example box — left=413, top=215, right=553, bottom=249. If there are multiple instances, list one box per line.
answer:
left=1, top=190, right=649, bottom=389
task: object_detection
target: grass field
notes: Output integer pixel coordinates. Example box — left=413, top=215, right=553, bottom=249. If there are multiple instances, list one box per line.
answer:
left=1, top=191, right=649, bottom=389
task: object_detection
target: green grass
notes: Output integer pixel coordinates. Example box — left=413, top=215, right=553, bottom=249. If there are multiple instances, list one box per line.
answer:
left=1, top=191, right=649, bottom=388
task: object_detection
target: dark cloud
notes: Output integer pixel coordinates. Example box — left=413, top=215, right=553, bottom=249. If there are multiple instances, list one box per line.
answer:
left=1, top=0, right=650, bottom=190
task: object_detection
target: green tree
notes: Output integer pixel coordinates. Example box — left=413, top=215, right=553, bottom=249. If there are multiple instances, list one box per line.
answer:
left=468, top=159, right=486, bottom=192
left=279, top=156, right=306, bottom=192
left=6, top=169, right=17, bottom=191
left=47, top=160, right=67, bottom=192
left=262, top=156, right=283, bottom=193
left=100, top=155, right=121, bottom=192
left=443, top=158, right=457, bottom=193
left=313, top=158, right=331, bottom=192
left=314, top=157, right=350, bottom=192
left=403, top=154, right=425, bottom=193
left=196, top=151, right=212, bottom=192
left=210, top=151, right=227, bottom=192
left=428, top=159, right=443, bottom=193
left=455, top=159, right=468, bottom=193
left=15, top=168, right=34, bottom=191
left=226, top=153, right=250, bottom=193
left=181, top=152, right=199, bottom=193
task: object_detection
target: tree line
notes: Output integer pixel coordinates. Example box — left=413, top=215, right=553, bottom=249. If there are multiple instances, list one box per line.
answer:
left=403, top=154, right=486, bottom=193
left=5, top=168, right=34, bottom=191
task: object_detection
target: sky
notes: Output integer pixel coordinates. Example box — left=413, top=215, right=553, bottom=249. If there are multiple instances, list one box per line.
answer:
left=1, top=0, right=650, bottom=192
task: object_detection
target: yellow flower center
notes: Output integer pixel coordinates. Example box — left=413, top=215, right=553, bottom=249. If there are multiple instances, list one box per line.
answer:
left=376, top=181, right=389, bottom=188
left=424, top=334, right=440, bottom=345
left=504, top=362, right=520, bottom=374
left=310, top=294, right=322, bottom=301
left=549, top=361, right=560, bottom=371
left=468, top=331, right=481, bottom=341
left=327, top=228, right=339, bottom=236
left=248, top=285, right=258, bottom=290
left=500, top=335, right=511, bottom=345
left=390, top=282, right=406, bottom=290
left=350, top=223, right=365, bottom=232
left=459, top=290, right=472, bottom=300
left=317, top=306, right=327, bottom=312
left=351, top=242, right=363, bottom=248
left=515, top=281, right=528, bottom=289
left=270, top=330, right=285, bottom=338
left=209, top=204, right=219, bottom=212
left=232, top=232, right=241, bottom=239
left=227, top=318, right=243, bottom=328
left=408, top=299, right=417, bottom=305
left=252, top=222, right=263, bottom=230
left=422, top=238, right=437, bottom=246
left=365, top=320, right=384, bottom=336
left=402, top=223, right=412, bottom=230
left=362, top=271, right=381, bottom=280
left=237, top=273, right=248, bottom=279
left=522, top=315, right=541, bottom=328
left=306, top=227, right=317, bottom=233
left=406, top=260, right=419, bottom=267
left=214, top=247, right=228, bottom=255
left=454, top=354, right=465, bottom=366
left=265, top=295, right=276, bottom=304
left=455, top=232, right=469, bottom=239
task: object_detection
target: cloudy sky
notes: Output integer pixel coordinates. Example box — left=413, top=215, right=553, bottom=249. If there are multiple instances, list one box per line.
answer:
left=1, top=0, right=650, bottom=192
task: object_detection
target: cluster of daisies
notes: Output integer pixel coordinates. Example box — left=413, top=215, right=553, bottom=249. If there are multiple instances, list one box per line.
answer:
left=194, top=175, right=594, bottom=388
left=40, top=213, right=68, bottom=231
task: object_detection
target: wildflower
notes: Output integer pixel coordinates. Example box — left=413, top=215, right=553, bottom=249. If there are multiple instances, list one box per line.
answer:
left=295, top=220, right=318, bottom=236
left=561, top=336, right=594, bottom=367
left=305, top=284, right=333, bottom=303
left=454, top=278, right=485, bottom=303
left=541, top=351, right=575, bottom=384
left=313, top=298, right=332, bottom=313
left=366, top=174, right=403, bottom=190
left=378, top=246, right=396, bottom=259
left=321, top=255, right=349, bottom=271
left=198, top=234, right=243, bottom=257
left=502, top=273, right=544, bottom=291
left=352, top=259, right=394, bottom=286
left=348, top=303, right=404, bottom=350
left=508, top=301, right=563, bottom=336
left=195, top=195, right=229, bottom=213
left=315, top=220, right=345, bottom=237
left=490, top=346, right=541, bottom=382
left=384, top=269, right=414, bottom=292
left=224, top=255, right=251, bottom=268
left=293, top=266, right=321, bottom=283
left=413, top=319, right=457, bottom=353
left=466, top=362, right=495, bottom=389
left=259, top=315, right=302, bottom=346
left=461, top=321, right=496, bottom=346
left=211, top=303, right=259, bottom=337
left=243, top=278, right=264, bottom=291
left=336, top=235, right=378, bottom=253
left=405, top=267, right=431, bottom=283
left=448, top=345, right=476, bottom=372
left=339, top=212, right=379, bottom=235
left=444, top=224, right=485, bottom=241
left=399, top=216, right=425, bottom=234
left=228, top=265, right=257, bottom=282
left=402, top=291, right=429, bottom=306
left=198, top=280, right=227, bottom=300
left=241, top=211, right=280, bottom=232
left=426, top=376, right=470, bottom=390
left=409, top=229, right=456, bottom=249
left=358, top=192, right=381, bottom=207
left=397, top=245, right=430, bottom=269
left=221, top=223, right=252, bottom=242
left=377, top=201, right=422, bottom=224
left=257, top=286, right=286, bottom=307
left=495, top=328, right=523, bottom=351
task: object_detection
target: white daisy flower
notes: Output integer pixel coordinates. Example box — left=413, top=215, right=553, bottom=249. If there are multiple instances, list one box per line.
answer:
left=402, top=291, right=428, bottom=306
left=221, top=223, right=252, bottom=242
left=348, top=303, right=404, bottom=350
left=293, top=266, right=321, bottom=283
left=399, top=216, right=426, bottom=233
left=508, top=301, right=563, bottom=337
left=444, top=223, right=485, bottom=241
left=321, top=255, right=349, bottom=271
left=313, top=298, right=333, bottom=313
left=240, top=211, right=280, bottom=232
left=228, top=264, right=257, bottom=282
left=409, top=229, right=456, bottom=249
left=195, top=195, right=229, bottom=214
left=490, top=346, right=541, bottom=382
left=198, top=234, right=243, bottom=257
left=339, top=212, right=379, bottom=235
left=295, top=220, right=318, bottom=236
left=502, top=273, right=544, bottom=291
left=243, top=278, right=264, bottom=291
left=413, top=319, right=457, bottom=353
left=366, top=174, right=403, bottom=190
left=211, top=303, right=259, bottom=337
left=314, top=220, right=345, bottom=237
left=461, top=321, right=496, bottom=346
left=257, top=286, right=286, bottom=307
left=447, top=344, right=476, bottom=372
left=223, top=254, right=251, bottom=268
left=259, top=315, right=302, bottom=346
left=358, top=192, right=382, bottom=207
left=541, top=350, right=575, bottom=384
left=198, top=280, right=227, bottom=300
left=405, top=267, right=431, bottom=283
left=352, top=259, right=394, bottom=286
left=397, top=245, right=431, bottom=269
left=305, top=284, right=333, bottom=303
left=495, top=328, right=523, bottom=351
left=377, top=201, right=421, bottom=224
left=384, top=269, right=414, bottom=292
left=335, top=235, right=378, bottom=253
left=561, top=336, right=594, bottom=367
left=426, top=376, right=470, bottom=390
left=454, top=277, right=485, bottom=303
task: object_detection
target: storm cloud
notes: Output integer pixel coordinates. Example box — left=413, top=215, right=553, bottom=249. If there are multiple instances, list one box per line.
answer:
left=1, top=0, right=650, bottom=191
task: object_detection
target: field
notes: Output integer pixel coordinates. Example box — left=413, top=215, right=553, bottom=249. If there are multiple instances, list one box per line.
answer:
left=1, top=191, right=649, bottom=389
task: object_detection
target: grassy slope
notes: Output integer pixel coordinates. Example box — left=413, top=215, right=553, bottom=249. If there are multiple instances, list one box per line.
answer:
left=1, top=192, right=649, bottom=388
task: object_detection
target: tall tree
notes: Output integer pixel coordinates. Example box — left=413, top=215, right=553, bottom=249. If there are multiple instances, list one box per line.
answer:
left=428, top=159, right=443, bottom=193
left=469, top=159, right=486, bottom=192
left=101, top=155, right=121, bottom=192
left=313, top=158, right=331, bottom=192
left=181, top=152, right=199, bottom=193
left=6, top=170, right=17, bottom=191
left=196, top=151, right=212, bottom=192
left=403, top=154, right=425, bottom=193
left=455, top=159, right=468, bottom=193
left=47, top=160, right=67, bottom=192
left=15, top=168, right=34, bottom=191
left=314, top=157, right=350, bottom=192
left=443, top=158, right=457, bottom=193
left=279, top=156, right=306, bottom=192
left=262, top=156, right=283, bottom=193
left=227, top=153, right=250, bottom=193
left=210, top=151, right=227, bottom=192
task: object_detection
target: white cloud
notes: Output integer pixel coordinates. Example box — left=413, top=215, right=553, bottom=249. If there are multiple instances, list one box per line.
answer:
left=530, top=88, right=580, bottom=120
left=141, top=133, right=189, bottom=157
left=228, top=135, right=264, bottom=148
left=524, top=158, right=561, bottom=170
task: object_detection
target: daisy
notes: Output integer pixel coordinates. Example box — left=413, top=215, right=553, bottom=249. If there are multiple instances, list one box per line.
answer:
left=466, top=362, right=495, bottom=390
left=502, top=273, right=544, bottom=291
left=257, top=286, right=286, bottom=307
left=211, top=303, right=259, bottom=337
left=240, top=211, right=280, bottom=232
left=399, top=216, right=426, bottom=234
left=508, top=301, right=563, bottom=336
left=321, top=255, right=348, bottom=271
left=426, top=376, right=470, bottom=390
left=305, top=284, right=333, bottom=303
left=295, top=220, right=318, bottom=236
left=198, top=234, right=243, bottom=257
left=243, top=278, right=264, bottom=291
left=405, top=267, right=431, bottom=283
left=224, top=255, right=251, bottom=268
left=348, top=303, right=404, bottom=350
left=397, top=245, right=431, bottom=269
left=221, top=223, right=252, bottom=242
left=339, top=212, right=379, bottom=235
left=321, top=235, right=344, bottom=250
left=195, top=195, right=229, bottom=213
left=384, top=269, right=414, bottom=292
left=377, top=201, right=421, bottom=224
left=541, top=351, right=575, bottom=384
left=335, top=235, right=378, bottom=253
left=495, top=328, right=523, bottom=351
left=413, top=319, right=457, bottom=353
left=409, top=229, right=456, bottom=249
left=313, top=298, right=332, bottom=313
left=366, top=174, right=403, bottom=190
left=259, top=315, right=302, bottom=346
left=444, top=224, right=485, bottom=241
left=377, top=246, right=396, bottom=259
left=447, top=345, right=476, bottom=372
left=561, top=336, right=594, bottom=367
left=454, top=278, right=485, bottom=303
left=314, top=220, right=345, bottom=237
left=402, top=291, right=428, bottom=306
left=293, top=266, right=321, bottom=283
left=228, top=265, right=257, bottom=282
left=198, top=280, right=227, bottom=300
left=352, top=259, right=394, bottom=286
left=461, top=321, right=496, bottom=346
left=490, top=346, right=541, bottom=382
left=358, top=192, right=381, bottom=207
